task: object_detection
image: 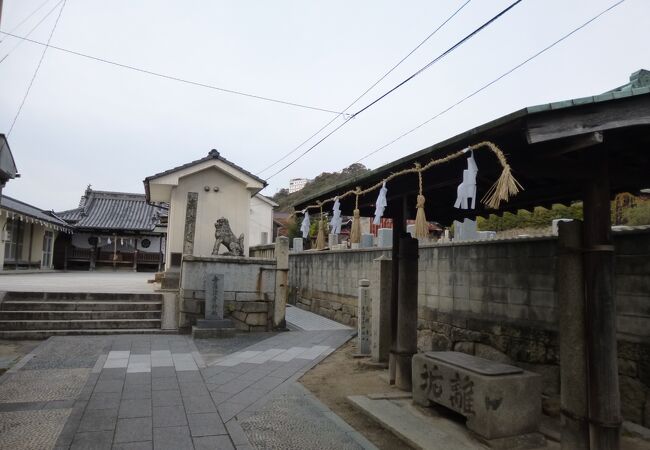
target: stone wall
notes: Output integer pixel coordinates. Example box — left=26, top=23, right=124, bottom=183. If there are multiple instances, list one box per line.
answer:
left=287, top=229, right=650, bottom=426
left=180, top=255, right=276, bottom=331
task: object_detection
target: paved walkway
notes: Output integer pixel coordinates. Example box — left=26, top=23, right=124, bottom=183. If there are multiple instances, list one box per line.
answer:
left=0, top=272, right=155, bottom=293
left=0, top=310, right=373, bottom=450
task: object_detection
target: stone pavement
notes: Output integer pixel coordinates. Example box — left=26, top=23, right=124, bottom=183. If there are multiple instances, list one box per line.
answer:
left=0, top=310, right=376, bottom=450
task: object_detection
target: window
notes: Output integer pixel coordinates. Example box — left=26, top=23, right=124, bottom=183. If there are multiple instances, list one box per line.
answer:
left=42, top=231, right=53, bottom=268
left=4, top=218, right=24, bottom=261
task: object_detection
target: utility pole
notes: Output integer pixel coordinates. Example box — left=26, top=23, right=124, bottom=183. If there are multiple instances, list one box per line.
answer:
left=0, top=0, right=4, bottom=27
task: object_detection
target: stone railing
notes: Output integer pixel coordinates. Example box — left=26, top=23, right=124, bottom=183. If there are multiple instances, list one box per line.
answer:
left=249, top=244, right=275, bottom=259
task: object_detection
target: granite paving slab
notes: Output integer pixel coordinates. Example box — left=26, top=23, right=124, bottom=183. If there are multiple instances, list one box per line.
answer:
left=1, top=311, right=364, bottom=450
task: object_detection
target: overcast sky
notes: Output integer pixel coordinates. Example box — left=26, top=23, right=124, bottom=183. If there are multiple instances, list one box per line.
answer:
left=0, top=0, right=648, bottom=211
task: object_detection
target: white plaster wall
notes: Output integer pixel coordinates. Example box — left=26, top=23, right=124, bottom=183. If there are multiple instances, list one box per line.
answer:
left=166, top=167, right=251, bottom=266
left=249, top=196, right=274, bottom=246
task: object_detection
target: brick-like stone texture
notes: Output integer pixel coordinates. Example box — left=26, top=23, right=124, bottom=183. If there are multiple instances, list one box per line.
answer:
left=288, top=231, right=650, bottom=426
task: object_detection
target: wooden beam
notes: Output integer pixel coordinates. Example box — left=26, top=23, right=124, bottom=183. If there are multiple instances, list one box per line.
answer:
left=542, top=131, right=604, bottom=158
left=526, top=95, right=650, bottom=144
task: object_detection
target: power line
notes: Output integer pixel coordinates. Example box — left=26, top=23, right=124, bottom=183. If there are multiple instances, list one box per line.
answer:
left=348, top=0, right=523, bottom=119
left=0, top=0, right=64, bottom=65
left=353, top=0, right=627, bottom=165
left=0, top=30, right=343, bottom=115
left=255, top=0, right=473, bottom=176
left=264, top=0, right=523, bottom=181
left=8, top=0, right=67, bottom=136
left=0, top=0, right=55, bottom=45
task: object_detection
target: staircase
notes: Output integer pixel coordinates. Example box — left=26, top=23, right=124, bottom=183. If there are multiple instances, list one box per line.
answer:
left=0, top=292, right=165, bottom=339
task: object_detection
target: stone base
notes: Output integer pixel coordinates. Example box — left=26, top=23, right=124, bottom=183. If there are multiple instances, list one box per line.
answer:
left=475, top=432, right=546, bottom=450
left=196, top=318, right=234, bottom=329
left=191, top=326, right=237, bottom=339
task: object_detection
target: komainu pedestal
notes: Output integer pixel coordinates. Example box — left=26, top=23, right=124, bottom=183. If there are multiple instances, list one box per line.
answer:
left=412, top=351, right=543, bottom=446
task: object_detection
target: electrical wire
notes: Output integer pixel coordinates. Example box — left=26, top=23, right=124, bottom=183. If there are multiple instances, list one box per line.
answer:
left=0, top=31, right=343, bottom=115
left=264, top=0, right=524, bottom=181
left=353, top=0, right=627, bottom=164
left=255, top=0, right=473, bottom=176
left=0, top=0, right=64, bottom=65
left=8, top=0, right=67, bottom=136
left=0, top=0, right=55, bottom=45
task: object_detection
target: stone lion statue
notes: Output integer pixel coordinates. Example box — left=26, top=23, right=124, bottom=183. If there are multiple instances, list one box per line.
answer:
left=212, top=217, right=244, bottom=256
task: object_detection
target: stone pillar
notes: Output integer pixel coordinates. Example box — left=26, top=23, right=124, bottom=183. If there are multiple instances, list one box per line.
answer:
left=292, top=238, right=303, bottom=252
left=328, top=233, right=338, bottom=248
left=183, top=192, right=198, bottom=256
left=357, top=279, right=371, bottom=355
left=371, top=255, right=391, bottom=363
left=395, top=235, right=418, bottom=391
left=273, top=237, right=289, bottom=329
left=558, top=220, right=589, bottom=450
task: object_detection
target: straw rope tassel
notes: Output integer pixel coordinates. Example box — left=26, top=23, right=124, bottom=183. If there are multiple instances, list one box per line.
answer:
left=350, top=188, right=362, bottom=244
left=479, top=141, right=523, bottom=209
left=414, top=164, right=428, bottom=239
left=316, top=204, right=326, bottom=250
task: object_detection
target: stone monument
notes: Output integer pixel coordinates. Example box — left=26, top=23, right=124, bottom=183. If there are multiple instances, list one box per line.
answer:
left=357, top=279, right=371, bottom=355
left=191, top=273, right=237, bottom=338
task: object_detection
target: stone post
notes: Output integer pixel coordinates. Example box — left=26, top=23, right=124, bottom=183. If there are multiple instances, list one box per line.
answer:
left=183, top=192, right=198, bottom=256
left=395, top=235, right=418, bottom=391
left=328, top=233, right=337, bottom=248
left=361, top=233, right=374, bottom=248
left=371, top=255, right=391, bottom=363
left=558, top=220, right=589, bottom=450
left=357, top=279, right=371, bottom=355
left=273, top=236, right=289, bottom=329
left=292, top=238, right=303, bottom=252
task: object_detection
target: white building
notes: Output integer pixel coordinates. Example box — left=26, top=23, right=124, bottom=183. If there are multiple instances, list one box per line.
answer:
left=249, top=194, right=278, bottom=246
left=144, top=150, right=270, bottom=269
left=289, top=178, right=309, bottom=193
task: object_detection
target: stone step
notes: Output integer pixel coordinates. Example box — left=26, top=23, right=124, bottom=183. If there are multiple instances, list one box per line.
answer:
left=3, top=292, right=163, bottom=302
left=0, top=310, right=162, bottom=320
left=0, top=319, right=161, bottom=331
left=0, top=301, right=162, bottom=311
left=0, top=329, right=175, bottom=339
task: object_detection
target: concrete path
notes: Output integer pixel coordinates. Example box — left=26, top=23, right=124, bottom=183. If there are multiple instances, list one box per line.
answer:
left=0, top=272, right=155, bottom=293
left=0, top=311, right=374, bottom=450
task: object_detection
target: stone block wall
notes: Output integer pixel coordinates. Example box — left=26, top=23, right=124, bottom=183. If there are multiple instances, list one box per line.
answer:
left=288, top=229, right=650, bottom=426
left=180, top=255, right=276, bottom=331
left=288, top=248, right=387, bottom=327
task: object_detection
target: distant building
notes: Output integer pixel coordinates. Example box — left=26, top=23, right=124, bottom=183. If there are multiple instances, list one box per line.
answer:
left=289, top=178, right=309, bottom=193
left=1, top=195, right=71, bottom=270
left=57, top=187, right=166, bottom=271
left=0, top=134, right=17, bottom=198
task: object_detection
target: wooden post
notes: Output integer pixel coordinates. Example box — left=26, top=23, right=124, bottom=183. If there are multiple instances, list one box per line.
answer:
left=27, top=222, right=34, bottom=267
left=558, top=220, right=589, bottom=450
left=112, top=234, right=117, bottom=271
left=389, top=199, right=404, bottom=384
left=583, top=151, right=621, bottom=449
left=395, top=235, right=418, bottom=391
left=133, top=238, right=138, bottom=272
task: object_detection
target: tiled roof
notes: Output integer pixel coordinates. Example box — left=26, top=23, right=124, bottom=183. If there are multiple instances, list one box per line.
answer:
left=57, top=190, right=166, bottom=231
left=144, top=149, right=266, bottom=186
left=1, top=195, right=70, bottom=228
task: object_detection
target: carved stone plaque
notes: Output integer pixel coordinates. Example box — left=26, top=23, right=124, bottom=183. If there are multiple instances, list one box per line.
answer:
left=183, top=192, right=198, bottom=255
left=205, top=274, right=224, bottom=321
